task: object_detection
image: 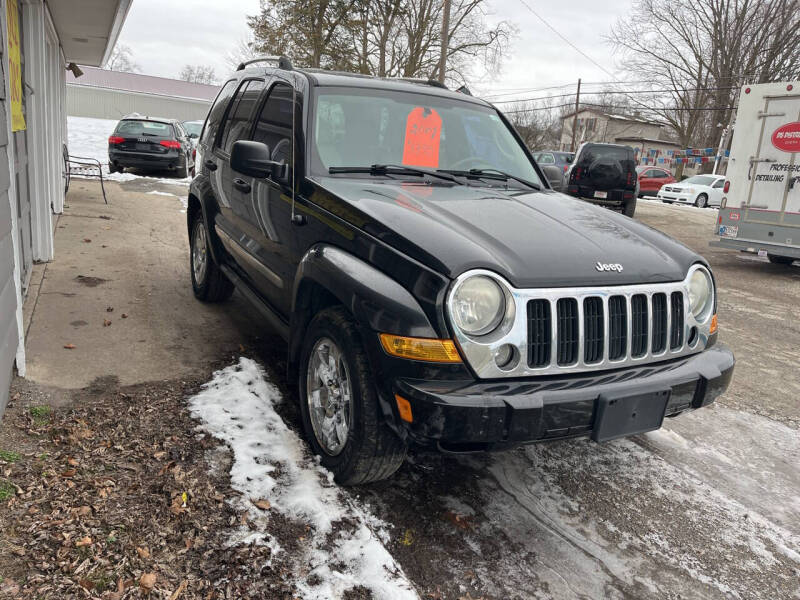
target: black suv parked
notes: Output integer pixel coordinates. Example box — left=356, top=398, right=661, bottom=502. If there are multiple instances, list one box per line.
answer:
left=187, top=58, right=734, bottom=484
left=108, top=115, right=194, bottom=177
left=566, top=142, right=638, bottom=216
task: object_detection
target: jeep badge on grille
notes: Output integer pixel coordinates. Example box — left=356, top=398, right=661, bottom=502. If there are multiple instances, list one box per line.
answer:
left=595, top=262, right=623, bottom=272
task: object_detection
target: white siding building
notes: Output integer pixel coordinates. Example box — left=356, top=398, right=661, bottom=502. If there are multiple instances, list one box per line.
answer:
left=67, top=66, right=219, bottom=121
left=1, top=0, right=131, bottom=416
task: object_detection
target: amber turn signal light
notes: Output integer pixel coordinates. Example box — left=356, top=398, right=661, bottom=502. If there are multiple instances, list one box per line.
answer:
left=710, top=314, right=718, bottom=335
left=395, top=394, right=413, bottom=423
left=379, top=333, right=462, bottom=363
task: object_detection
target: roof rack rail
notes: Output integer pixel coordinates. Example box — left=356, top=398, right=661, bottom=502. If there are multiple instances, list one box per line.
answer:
left=394, top=77, right=448, bottom=90
left=237, top=56, right=293, bottom=72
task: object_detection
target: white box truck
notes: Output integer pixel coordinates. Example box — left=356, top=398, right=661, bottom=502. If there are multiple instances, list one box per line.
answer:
left=711, top=81, right=800, bottom=264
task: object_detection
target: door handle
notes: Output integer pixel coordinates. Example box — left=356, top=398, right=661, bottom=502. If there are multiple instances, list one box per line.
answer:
left=204, top=159, right=217, bottom=171
left=233, top=178, right=251, bottom=194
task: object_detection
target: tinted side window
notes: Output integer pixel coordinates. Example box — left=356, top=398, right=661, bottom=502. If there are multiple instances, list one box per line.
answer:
left=713, top=179, right=725, bottom=188
left=252, top=82, right=294, bottom=167
left=201, top=80, right=236, bottom=145
left=218, top=79, right=266, bottom=154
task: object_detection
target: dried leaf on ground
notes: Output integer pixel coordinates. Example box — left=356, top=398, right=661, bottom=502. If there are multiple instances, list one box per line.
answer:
left=140, top=572, right=157, bottom=590
left=253, top=499, right=271, bottom=510
left=63, top=343, right=76, bottom=349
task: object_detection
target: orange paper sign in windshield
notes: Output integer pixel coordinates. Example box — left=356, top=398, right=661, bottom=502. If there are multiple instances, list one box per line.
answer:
left=402, top=107, right=442, bottom=168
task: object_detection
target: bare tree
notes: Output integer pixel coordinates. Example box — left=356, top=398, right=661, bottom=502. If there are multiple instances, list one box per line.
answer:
left=178, top=65, right=219, bottom=85
left=224, top=34, right=261, bottom=72
left=104, top=43, right=139, bottom=72
left=506, top=99, right=563, bottom=150
left=246, top=0, right=513, bottom=84
left=609, top=0, right=800, bottom=147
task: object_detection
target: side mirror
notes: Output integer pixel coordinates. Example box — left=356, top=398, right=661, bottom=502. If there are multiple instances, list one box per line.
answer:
left=188, top=132, right=199, bottom=139
left=230, top=140, right=288, bottom=180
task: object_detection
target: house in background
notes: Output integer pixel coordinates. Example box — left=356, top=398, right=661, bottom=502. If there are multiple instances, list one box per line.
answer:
left=67, top=66, right=219, bottom=121
left=1, top=0, right=132, bottom=417
left=559, top=108, right=698, bottom=173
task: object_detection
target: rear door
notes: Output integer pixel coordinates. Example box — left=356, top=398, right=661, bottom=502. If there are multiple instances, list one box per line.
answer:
left=743, top=94, right=800, bottom=226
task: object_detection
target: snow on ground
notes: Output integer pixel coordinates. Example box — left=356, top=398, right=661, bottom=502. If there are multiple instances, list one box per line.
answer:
left=188, top=358, right=418, bottom=600
left=67, top=116, right=191, bottom=185
left=639, top=196, right=719, bottom=213
left=467, top=408, right=800, bottom=599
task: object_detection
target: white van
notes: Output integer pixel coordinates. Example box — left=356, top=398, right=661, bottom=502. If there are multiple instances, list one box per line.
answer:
left=711, top=81, right=800, bottom=264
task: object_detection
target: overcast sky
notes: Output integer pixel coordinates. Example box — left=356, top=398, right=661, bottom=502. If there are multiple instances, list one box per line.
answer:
left=117, top=0, right=630, bottom=101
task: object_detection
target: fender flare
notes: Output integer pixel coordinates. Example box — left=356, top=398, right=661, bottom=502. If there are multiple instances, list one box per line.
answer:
left=288, top=244, right=439, bottom=368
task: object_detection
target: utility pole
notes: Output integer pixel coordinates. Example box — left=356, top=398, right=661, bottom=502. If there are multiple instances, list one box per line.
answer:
left=437, top=0, right=451, bottom=84
left=570, top=78, right=581, bottom=152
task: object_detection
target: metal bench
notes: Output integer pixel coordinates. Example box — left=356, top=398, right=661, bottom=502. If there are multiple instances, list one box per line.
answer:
left=63, top=144, right=108, bottom=204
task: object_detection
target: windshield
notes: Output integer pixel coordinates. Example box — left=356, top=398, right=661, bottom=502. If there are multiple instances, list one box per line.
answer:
left=182, top=121, right=203, bottom=137
left=312, top=87, right=541, bottom=185
left=115, top=120, right=173, bottom=137
left=683, top=175, right=715, bottom=186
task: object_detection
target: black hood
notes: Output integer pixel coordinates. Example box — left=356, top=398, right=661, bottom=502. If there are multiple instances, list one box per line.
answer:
left=312, top=177, right=701, bottom=288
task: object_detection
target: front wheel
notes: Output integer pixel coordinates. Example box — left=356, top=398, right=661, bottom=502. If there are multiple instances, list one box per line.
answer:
left=695, top=194, right=708, bottom=208
left=299, top=307, right=406, bottom=485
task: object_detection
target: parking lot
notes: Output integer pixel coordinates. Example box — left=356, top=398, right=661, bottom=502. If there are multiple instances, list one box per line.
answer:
left=1, top=182, right=798, bottom=599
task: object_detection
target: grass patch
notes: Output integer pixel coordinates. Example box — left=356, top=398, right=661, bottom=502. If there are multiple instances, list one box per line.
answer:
left=29, top=405, right=51, bottom=425
left=0, top=450, right=21, bottom=463
left=0, top=480, right=15, bottom=501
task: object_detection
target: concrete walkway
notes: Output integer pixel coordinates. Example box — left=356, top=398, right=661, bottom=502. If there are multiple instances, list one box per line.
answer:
left=22, top=179, right=262, bottom=389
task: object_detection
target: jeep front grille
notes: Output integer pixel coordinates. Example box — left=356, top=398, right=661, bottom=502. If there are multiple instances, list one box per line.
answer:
left=448, top=268, right=714, bottom=380
left=526, top=291, right=685, bottom=370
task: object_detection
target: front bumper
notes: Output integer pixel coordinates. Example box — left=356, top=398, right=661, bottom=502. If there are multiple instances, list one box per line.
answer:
left=394, top=344, right=734, bottom=451
left=657, top=191, right=693, bottom=203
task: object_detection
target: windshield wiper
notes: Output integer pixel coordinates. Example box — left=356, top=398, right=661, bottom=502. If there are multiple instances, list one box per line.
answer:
left=329, top=164, right=458, bottom=183
left=440, top=168, right=541, bottom=191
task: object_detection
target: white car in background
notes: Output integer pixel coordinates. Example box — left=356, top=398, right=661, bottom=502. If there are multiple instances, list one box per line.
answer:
left=657, top=174, right=727, bottom=208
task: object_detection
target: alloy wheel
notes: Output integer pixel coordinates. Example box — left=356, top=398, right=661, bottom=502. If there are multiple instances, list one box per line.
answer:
left=306, top=337, right=353, bottom=456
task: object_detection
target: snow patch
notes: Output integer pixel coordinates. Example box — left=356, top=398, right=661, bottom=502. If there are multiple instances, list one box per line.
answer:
left=188, top=358, right=417, bottom=600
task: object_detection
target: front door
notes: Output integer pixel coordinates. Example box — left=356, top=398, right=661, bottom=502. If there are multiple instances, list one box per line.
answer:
left=248, top=79, right=301, bottom=317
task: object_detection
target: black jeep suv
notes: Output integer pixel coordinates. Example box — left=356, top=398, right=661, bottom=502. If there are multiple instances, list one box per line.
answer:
left=187, top=57, right=734, bottom=484
left=108, top=115, right=194, bottom=177
left=566, top=142, right=638, bottom=216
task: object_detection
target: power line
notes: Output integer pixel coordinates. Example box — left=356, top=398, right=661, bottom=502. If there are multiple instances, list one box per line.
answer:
left=515, top=0, right=615, bottom=78
left=489, top=85, right=739, bottom=105
left=501, top=102, right=737, bottom=115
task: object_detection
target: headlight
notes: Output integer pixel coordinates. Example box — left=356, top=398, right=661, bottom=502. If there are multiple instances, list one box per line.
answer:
left=684, top=187, right=695, bottom=194
left=688, top=267, right=713, bottom=322
left=451, top=275, right=506, bottom=336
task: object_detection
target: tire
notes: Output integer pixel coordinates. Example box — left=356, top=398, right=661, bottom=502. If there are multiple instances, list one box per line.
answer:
left=176, top=159, right=189, bottom=179
left=767, top=254, right=795, bottom=265
left=189, top=212, right=234, bottom=302
left=695, top=194, right=708, bottom=208
left=623, top=198, right=636, bottom=218
left=108, top=162, right=119, bottom=174
left=298, top=307, right=406, bottom=485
